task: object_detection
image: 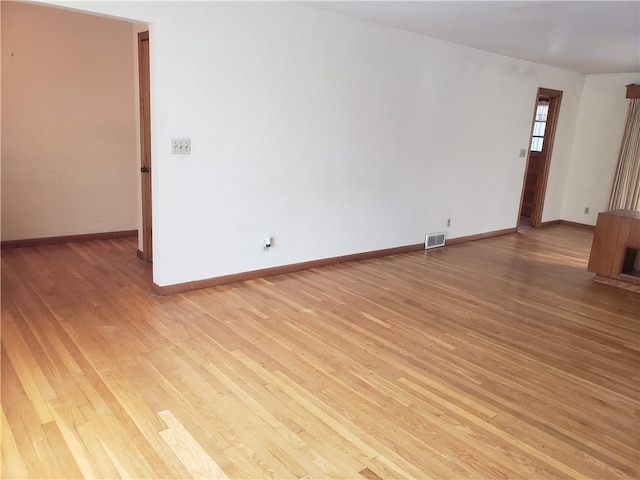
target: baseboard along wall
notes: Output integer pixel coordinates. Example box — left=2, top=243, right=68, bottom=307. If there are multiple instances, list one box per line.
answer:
left=153, top=226, right=521, bottom=295
left=1, top=230, right=138, bottom=249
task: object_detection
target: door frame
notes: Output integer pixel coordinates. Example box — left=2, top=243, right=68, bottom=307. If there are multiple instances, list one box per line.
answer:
left=138, top=31, right=152, bottom=262
left=518, top=87, right=563, bottom=228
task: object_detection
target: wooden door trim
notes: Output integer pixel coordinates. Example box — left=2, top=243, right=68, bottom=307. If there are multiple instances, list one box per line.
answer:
left=138, top=31, right=152, bottom=263
left=518, top=87, right=563, bottom=228
left=532, top=88, right=562, bottom=228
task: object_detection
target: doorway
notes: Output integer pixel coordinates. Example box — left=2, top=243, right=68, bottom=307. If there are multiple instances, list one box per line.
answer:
left=519, top=88, right=562, bottom=229
left=138, top=31, right=152, bottom=262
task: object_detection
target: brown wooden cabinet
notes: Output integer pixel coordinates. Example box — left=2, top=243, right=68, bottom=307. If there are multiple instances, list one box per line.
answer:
left=588, top=210, right=640, bottom=284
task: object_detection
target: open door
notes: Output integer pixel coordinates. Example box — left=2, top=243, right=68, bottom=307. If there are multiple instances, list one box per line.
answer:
left=519, top=88, right=562, bottom=228
left=138, top=31, right=152, bottom=262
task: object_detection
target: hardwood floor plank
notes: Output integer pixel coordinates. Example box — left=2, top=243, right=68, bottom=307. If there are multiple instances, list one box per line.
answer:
left=1, top=406, right=30, bottom=479
left=234, top=350, right=461, bottom=479
left=199, top=361, right=354, bottom=478
left=1, top=226, right=638, bottom=479
left=158, top=409, right=230, bottom=479
left=488, top=411, right=634, bottom=479
left=2, top=311, right=56, bottom=424
left=40, top=420, right=84, bottom=478
left=0, top=347, right=47, bottom=478
left=73, top=421, right=122, bottom=479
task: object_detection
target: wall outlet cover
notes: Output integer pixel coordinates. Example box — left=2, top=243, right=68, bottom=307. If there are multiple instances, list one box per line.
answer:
left=171, top=139, right=191, bottom=154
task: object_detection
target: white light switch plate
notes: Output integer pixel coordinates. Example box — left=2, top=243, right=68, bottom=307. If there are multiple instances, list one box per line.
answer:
left=172, top=139, right=190, bottom=154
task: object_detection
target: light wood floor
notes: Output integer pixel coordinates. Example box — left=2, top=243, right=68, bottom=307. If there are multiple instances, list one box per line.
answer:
left=1, top=226, right=638, bottom=479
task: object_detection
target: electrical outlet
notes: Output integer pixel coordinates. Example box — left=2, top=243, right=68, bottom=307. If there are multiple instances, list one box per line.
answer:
left=263, top=237, right=272, bottom=251
left=519, top=149, right=527, bottom=158
left=171, top=139, right=191, bottom=155
left=446, top=218, right=451, bottom=228
left=584, top=207, right=590, bottom=214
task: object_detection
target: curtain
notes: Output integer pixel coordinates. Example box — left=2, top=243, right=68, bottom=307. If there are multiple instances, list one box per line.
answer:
left=608, top=98, right=640, bottom=211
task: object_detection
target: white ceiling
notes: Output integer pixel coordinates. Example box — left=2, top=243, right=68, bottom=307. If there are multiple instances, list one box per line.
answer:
left=305, top=1, right=640, bottom=74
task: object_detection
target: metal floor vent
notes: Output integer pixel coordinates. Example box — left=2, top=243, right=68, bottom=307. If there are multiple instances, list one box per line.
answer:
left=425, top=232, right=447, bottom=249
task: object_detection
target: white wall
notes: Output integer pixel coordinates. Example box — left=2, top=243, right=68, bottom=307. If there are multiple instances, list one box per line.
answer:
left=561, top=73, right=640, bottom=225
left=42, top=1, right=586, bottom=286
left=1, top=2, right=138, bottom=241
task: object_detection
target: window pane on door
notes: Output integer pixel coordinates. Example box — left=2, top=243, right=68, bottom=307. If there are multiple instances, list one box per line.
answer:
left=530, top=101, right=549, bottom=152
left=531, top=136, right=543, bottom=152
left=533, top=121, right=546, bottom=137
left=536, top=103, right=549, bottom=121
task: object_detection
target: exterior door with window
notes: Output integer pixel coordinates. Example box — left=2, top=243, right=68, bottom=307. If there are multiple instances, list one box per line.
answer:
left=519, top=88, right=562, bottom=228
left=521, top=99, right=549, bottom=218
